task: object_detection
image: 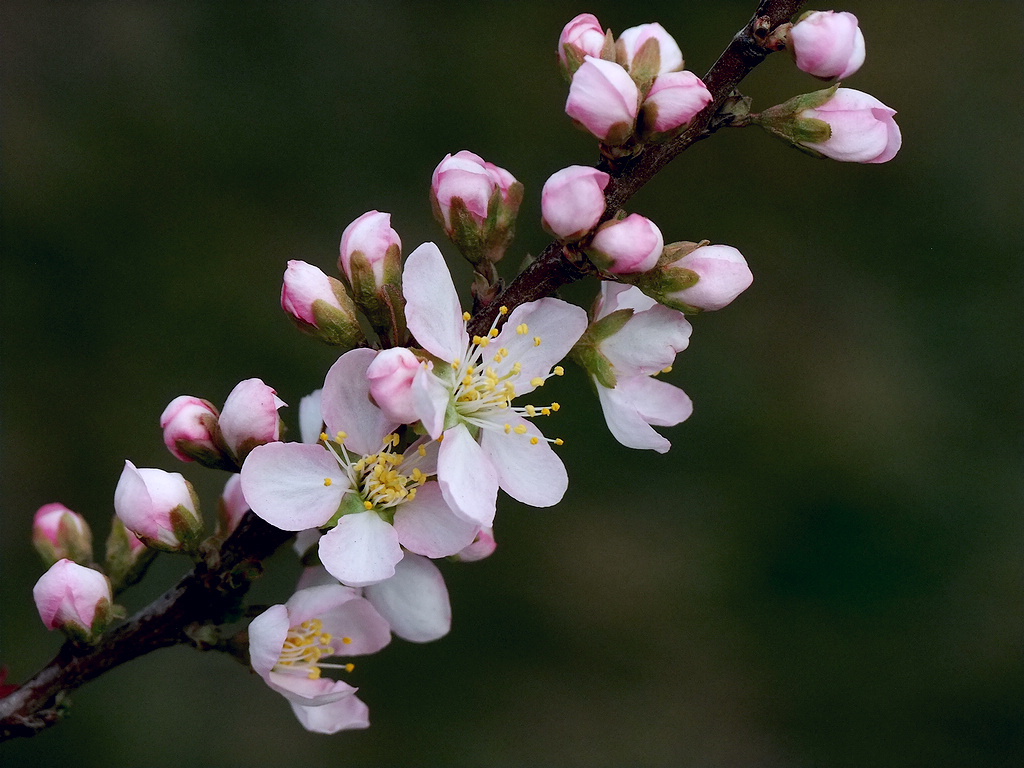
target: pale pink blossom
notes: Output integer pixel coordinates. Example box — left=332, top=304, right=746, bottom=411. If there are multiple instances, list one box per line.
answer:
left=338, top=210, right=402, bottom=286
left=33, top=558, right=112, bottom=641
left=400, top=243, right=588, bottom=527
left=159, top=395, right=221, bottom=464
left=667, top=244, right=753, bottom=311
left=248, top=584, right=390, bottom=734
left=366, top=347, right=422, bottom=424
left=588, top=214, right=664, bottom=274
left=541, top=165, right=610, bottom=241
left=240, top=349, right=477, bottom=587
left=217, top=474, right=250, bottom=537
left=642, top=71, right=712, bottom=134
left=363, top=553, right=451, bottom=642
left=218, top=378, right=286, bottom=462
left=800, top=87, right=901, bottom=163
left=430, top=150, right=518, bottom=232
left=280, top=260, right=347, bottom=326
left=565, top=56, right=640, bottom=144
left=558, top=13, right=607, bottom=72
left=589, top=283, right=694, bottom=453
left=617, top=22, right=684, bottom=75
left=113, top=461, right=202, bottom=551
left=32, top=503, right=92, bottom=565
left=790, top=10, right=865, bottom=80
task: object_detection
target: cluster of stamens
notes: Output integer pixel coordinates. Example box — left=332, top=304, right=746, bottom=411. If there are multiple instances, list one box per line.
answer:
left=321, top=431, right=428, bottom=511
left=451, top=307, right=565, bottom=446
left=274, top=618, right=354, bottom=680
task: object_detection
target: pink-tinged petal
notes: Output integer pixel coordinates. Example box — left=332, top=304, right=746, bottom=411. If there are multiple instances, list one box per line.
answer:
left=403, top=242, right=468, bottom=363
left=366, top=347, right=421, bottom=424
left=437, top=424, right=497, bottom=527
left=294, top=563, right=334, bottom=590
left=492, top=298, right=588, bottom=395
left=393, top=481, right=480, bottom=558
left=219, top=378, right=286, bottom=458
left=594, top=281, right=657, bottom=318
left=240, top=442, right=348, bottom=531
left=248, top=603, right=291, bottom=678
left=869, top=114, right=902, bottom=164
left=285, top=584, right=391, bottom=655
left=454, top=527, right=496, bottom=562
left=479, top=413, right=568, bottom=508
left=298, top=389, right=323, bottom=444
left=600, top=303, right=691, bottom=377
left=363, top=553, right=450, bottom=643
left=596, top=375, right=692, bottom=453
left=266, top=671, right=355, bottom=706
left=322, top=349, right=398, bottom=456
left=291, top=695, right=370, bottom=734
left=565, top=57, right=640, bottom=141
left=401, top=436, right=439, bottom=476
left=284, top=583, right=359, bottom=625
left=318, top=511, right=403, bottom=587
left=411, top=363, right=449, bottom=439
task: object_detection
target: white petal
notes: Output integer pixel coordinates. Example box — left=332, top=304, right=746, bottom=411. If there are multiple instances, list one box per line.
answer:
left=629, top=375, right=693, bottom=427
left=318, top=511, right=403, bottom=588
left=298, top=389, right=324, bottom=444
left=393, top=482, right=480, bottom=558
left=318, top=597, right=392, bottom=656
left=363, top=553, right=451, bottom=643
left=600, top=304, right=691, bottom=377
left=283, top=583, right=359, bottom=625
left=492, top=298, right=588, bottom=396
left=322, top=349, right=398, bottom=456
left=290, top=695, right=370, bottom=734
left=479, top=413, right=568, bottom=507
left=437, top=424, right=497, bottom=527
left=411, top=362, right=450, bottom=439
left=240, top=443, right=348, bottom=531
left=247, top=604, right=290, bottom=678
left=596, top=375, right=692, bottom=453
left=266, top=672, right=355, bottom=706
left=595, top=281, right=657, bottom=318
left=403, top=242, right=469, bottom=363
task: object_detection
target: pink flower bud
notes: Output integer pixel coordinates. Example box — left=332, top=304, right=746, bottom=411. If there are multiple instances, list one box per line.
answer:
left=33, top=559, right=113, bottom=642
left=217, top=473, right=250, bottom=537
left=32, top=503, right=93, bottom=566
left=801, top=87, right=901, bottom=163
left=641, top=71, right=712, bottom=135
left=218, top=378, right=286, bottom=461
left=113, top=461, right=203, bottom=552
left=541, top=166, right=610, bottom=241
left=430, top=151, right=518, bottom=232
left=669, top=244, right=753, bottom=311
left=565, top=57, right=640, bottom=145
left=281, top=260, right=346, bottom=326
left=338, top=210, right=402, bottom=286
left=558, top=13, right=607, bottom=74
left=588, top=214, right=664, bottom=274
left=617, top=22, right=683, bottom=75
left=159, top=395, right=221, bottom=464
left=366, top=347, right=422, bottom=424
left=790, top=11, right=865, bottom=80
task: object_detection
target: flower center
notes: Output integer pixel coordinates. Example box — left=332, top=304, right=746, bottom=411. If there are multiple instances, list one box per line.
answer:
left=274, top=617, right=354, bottom=680
left=321, top=432, right=429, bottom=512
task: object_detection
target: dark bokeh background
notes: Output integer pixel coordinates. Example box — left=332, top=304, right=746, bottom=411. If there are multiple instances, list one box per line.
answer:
left=2, top=2, right=1021, bottom=766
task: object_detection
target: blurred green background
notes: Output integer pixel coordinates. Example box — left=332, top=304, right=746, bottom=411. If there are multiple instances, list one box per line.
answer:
left=2, top=2, right=1021, bottom=766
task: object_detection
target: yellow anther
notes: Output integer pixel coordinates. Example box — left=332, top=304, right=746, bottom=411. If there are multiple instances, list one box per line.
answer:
left=530, top=377, right=544, bottom=387
left=363, top=500, right=373, bottom=510
left=463, top=311, right=471, bottom=321
left=554, top=366, right=564, bottom=376
left=493, top=353, right=502, bottom=363
left=418, top=444, right=426, bottom=457
left=541, top=407, right=551, bottom=416
left=513, top=425, right=527, bottom=435
left=533, top=336, right=541, bottom=346
left=307, top=669, right=321, bottom=680
left=554, top=438, right=564, bottom=446
left=437, top=434, right=444, bottom=443
left=499, top=305, right=508, bottom=315
left=320, top=431, right=329, bottom=442
left=551, top=402, right=560, bottom=411
left=412, top=468, right=424, bottom=482
left=341, top=636, right=352, bottom=645
left=489, top=328, right=499, bottom=338
left=530, top=437, right=539, bottom=445
left=504, top=423, right=511, bottom=434
left=661, top=365, right=673, bottom=374
left=323, top=478, right=332, bottom=487
left=516, top=323, right=528, bottom=335
left=336, top=431, right=347, bottom=442
left=525, top=405, right=536, bottom=416
left=344, top=663, right=355, bottom=673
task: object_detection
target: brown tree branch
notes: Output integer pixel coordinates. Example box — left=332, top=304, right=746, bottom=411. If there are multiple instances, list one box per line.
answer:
left=0, top=0, right=802, bottom=741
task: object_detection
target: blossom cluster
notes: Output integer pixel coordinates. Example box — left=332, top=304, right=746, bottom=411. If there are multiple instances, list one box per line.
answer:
left=21, top=7, right=902, bottom=739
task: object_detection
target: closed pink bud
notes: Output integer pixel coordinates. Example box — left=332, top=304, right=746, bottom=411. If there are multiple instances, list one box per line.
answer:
left=159, top=395, right=221, bottom=464
left=565, top=56, right=640, bottom=145
left=670, top=244, right=753, bottom=311
left=113, top=461, right=202, bottom=551
left=366, top=347, right=422, bottom=424
left=338, top=210, right=402, bottom=286
left=218, top=378, right=286, bottom=461
left=541, top=165, right=610, bottom=241
left=790, top=11, right=865, bottom=80
left=217, top=474, right=250, bottom=537
left=430, top=151, right=518, bottom=232
left=33, top=559, right=113, bottom=641
left=641, top=71, right=712, bottom=135
left=558, top=13, right=607, bottom=73
left=281, top=260, right=346, bottom=326
left=588, top=214, right=664, bottom=274
left=32, top=503, right=93, bottom=566
left=617, top=22, right=683, bottom=75
left=801, top=87, right=901, bottom=163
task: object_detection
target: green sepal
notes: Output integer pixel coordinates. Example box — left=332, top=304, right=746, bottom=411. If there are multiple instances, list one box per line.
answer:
left=104, top=516, right=158, bottom=594
left=569, top=336, right=617, bottom=390
left=325, top=491, right=369, bottom=528
left=627, top=37, right=662, bottom=96
left=602, top=120, right=635, bottom=148
left=168, top=502, right=205, bottom=555
left=308, top=298, right=365, bottom=349
left=586, top=307, right=633, bottom=343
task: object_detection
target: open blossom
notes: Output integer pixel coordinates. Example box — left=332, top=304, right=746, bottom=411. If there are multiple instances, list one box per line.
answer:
left=800, top=87, right=901, bottom=163
left=363, top=553, right=452, bottom=642
left=541, top=165, right=610, bottom=241
left=582, top=283, right=694, bottom=453
left=790, top=10, right=865, bottom=80
left=588, top=214, right=664, bottom=274
left=394, top=242, right=588, bottom=527
left=241, top=348, right=478, bottom=587
left=617, top=22, right=684, bottom=75
left=32, top=503, right=93, bottom=566
left=565, top=56, right=640, bottom=145
left=248, top=584, right=391, bottom=734
left=33, top=558, right=113, bottom=642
